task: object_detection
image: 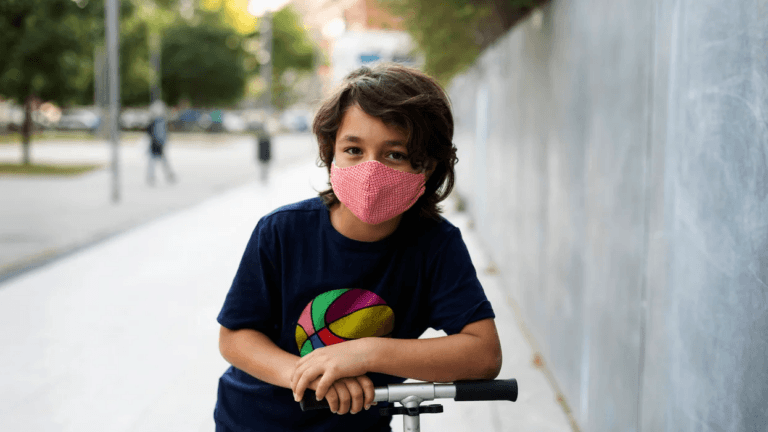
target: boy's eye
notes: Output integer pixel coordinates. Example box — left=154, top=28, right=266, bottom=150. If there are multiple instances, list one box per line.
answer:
left=388, top=152, right=408, bottom=161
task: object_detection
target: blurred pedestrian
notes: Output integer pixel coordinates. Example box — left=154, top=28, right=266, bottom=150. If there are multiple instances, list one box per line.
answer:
left=254, top=123, right=272, bottom=183
left=214, top=63, right=502, bottom=432
left=146, top=100, right=176, bottom=185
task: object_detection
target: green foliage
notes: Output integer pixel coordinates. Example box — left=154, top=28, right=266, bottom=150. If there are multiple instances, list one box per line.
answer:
left=0, top=0, right=318, bottom=111
left=377, top=0, right=542, bottom=84
left=270, top=6, right=316, bottom=109
left=0, top=0, right=103, bottom=106
left=0, top=0, right=151, bottom=108
left=160, top=11, right=249, bottom=107
left=395, top=0, right=489, bottom=84
left=118, top=19, right=152, bottom=107
left=0, top=0, right=109, bottom=162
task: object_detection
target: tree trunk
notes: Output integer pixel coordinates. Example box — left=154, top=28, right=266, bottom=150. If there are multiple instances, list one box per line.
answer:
left=21, top=95, right=32, bottom=165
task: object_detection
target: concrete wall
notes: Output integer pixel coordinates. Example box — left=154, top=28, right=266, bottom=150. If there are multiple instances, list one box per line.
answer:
left=447, top=1, right=768, bottom=431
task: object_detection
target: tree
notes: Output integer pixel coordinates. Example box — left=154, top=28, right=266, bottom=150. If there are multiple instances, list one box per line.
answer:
left=0, top=0, right=150, bottom=162
left=0, top=0, right=104, bottom=163
left=269, top=6, right=316, bottom=110
left=117, top=0, right=182, bottom=107
left=160, top=11, right=251, bottom=107
left=194, top=2, right=318, bottom=110
left=376, top=0, right=545, bottom=85
left=160, top=3, right=318, bottom=110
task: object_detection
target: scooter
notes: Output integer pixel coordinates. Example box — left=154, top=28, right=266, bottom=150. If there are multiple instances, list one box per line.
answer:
left=300, top=378, right=518, bottom=432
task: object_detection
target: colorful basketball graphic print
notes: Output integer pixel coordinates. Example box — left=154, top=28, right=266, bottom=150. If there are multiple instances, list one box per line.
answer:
left=295, top=288, right=394, bottom=357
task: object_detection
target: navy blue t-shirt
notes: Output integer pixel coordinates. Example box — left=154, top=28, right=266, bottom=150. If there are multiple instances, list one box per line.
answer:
left=215, top=197, right=495, bottom=432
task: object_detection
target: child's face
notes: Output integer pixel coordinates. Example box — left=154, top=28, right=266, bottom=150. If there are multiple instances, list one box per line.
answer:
left=333, top=104, right=420, bottom=174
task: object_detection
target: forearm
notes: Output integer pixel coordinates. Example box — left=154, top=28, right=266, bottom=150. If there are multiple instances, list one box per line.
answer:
left=367, top=333, right=502, bottom=383
left=219, top=326, right=298, bottom=389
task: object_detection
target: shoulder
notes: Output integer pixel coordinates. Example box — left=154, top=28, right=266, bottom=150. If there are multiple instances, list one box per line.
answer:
left=258, top=197, right=325, bottom=231
left=245, top=197, right=324, bottom=255
left=403, top=212, right=463, bottom=251
left=264, top=197, right=324, bottom=219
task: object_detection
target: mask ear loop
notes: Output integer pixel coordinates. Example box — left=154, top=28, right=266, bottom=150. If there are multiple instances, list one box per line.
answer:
left=416, top=165, right=429, bottom=190
left=418, top=161, right=432, bottom=184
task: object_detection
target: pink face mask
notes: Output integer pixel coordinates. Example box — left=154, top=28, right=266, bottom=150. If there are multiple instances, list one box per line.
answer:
left=330, top=160, right=426, bottom=225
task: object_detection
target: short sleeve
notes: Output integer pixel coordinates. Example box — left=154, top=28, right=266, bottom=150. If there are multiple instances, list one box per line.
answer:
left=217, top=218, right=281, bottom=337
left=427, top=227, right=495, bottom=335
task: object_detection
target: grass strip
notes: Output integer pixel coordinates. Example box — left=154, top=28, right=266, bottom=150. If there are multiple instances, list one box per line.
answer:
left=0, top=131, right=99, bottom=143
left=0, top=163, right=103, bottom=176
left=0, top=131, right=151, bottom=144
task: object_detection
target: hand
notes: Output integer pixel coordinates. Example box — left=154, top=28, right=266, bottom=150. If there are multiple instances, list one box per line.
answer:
left=291, top=338, right=374, bottom=403
left=305, top=375, right=376, bottom=414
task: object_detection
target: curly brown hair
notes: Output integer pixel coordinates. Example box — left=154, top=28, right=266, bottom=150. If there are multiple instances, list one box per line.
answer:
left=313, top=63, right=458, bottom=220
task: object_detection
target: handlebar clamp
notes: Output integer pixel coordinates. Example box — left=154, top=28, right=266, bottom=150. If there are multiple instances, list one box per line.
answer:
left=380, top=404, right=444, bottom=417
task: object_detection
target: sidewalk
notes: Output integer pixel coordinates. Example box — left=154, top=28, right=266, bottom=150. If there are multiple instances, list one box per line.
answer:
left=0, top=132, right=315, bottom=282
left=0, top=141, right=572, bottom=431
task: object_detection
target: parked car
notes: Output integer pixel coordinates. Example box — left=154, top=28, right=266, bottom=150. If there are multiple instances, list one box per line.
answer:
left=279, top=109, right=310, bottom=132
left=120, top=108, right=152, bottom=131
left=0, top=103, right=24, bottom=132
left=208, top=109, right=224, bottom=133
left=222, top=111, right=247, bottom=133
left=58, top=108, right=101, bottom=131
left=169, top=109, right=204, bottom=132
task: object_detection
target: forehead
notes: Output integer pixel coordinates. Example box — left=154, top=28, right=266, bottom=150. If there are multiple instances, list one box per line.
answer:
left=336, top=105, right=407, bottom=142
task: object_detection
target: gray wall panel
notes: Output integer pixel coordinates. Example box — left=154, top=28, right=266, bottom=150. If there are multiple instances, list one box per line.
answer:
left=665, top=1, right=768, bottom=430
left=447, top=0, right=768, bottom=430
left=640, top=2, right=674, bottom=431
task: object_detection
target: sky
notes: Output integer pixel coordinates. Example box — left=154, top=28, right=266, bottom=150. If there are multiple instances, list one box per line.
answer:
left=247, top=0, right=292, bottom=16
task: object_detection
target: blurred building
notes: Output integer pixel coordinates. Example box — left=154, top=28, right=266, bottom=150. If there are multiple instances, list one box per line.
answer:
left=289, top=0, right=418, bottom=96
left=343, top=0, right=406, bottom=31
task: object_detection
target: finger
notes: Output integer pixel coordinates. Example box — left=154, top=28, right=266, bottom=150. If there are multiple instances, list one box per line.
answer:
left=325, top=386, right=339, bottom=414
left=291, top=361, right=307, bottom=395
left=356, top=375, right=376, bottom=409
left=294, top=366, right=322, bottom=402
left=343, top=378, right=365, bottom=414
left=291, top=352, right=318, bottom=391
left=291, top=356, right=315, bottom=391
left=334, top=381, right=351, bottom=415
left=314, top=368, right=339, bottom=401
left=291, top=368, right=305, bottom=401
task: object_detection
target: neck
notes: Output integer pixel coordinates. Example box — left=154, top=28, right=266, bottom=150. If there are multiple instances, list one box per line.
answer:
left=329, top=202, right=403, bottom=242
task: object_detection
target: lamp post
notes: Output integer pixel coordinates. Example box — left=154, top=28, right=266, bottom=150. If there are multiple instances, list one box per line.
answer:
left=149, top=29, right=161, bottom=104
left=105, top=0, right=120, bottom=203
left=262, top=11, right=273, bottom=114
left=146, top=1, right=162, bottom=106
left=248, top=0, right=290, bottom=114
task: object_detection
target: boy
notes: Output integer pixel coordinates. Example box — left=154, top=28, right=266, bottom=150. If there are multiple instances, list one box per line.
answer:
left=215, top=63, right=502, bottom=432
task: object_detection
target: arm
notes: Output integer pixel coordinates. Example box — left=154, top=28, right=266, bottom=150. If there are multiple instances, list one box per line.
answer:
left=368, top=318, right=502, bottom=382
left=219, top=326, right=378, bottom=414
left=292, top=318, right=503, bottom=401
left=218, top=326, right=298, bottom=388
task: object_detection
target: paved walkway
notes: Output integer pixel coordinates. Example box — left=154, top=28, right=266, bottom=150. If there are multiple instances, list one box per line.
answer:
left=0, top=134, right=572, bottom=432
left=0, top=132, right=316, bottom=282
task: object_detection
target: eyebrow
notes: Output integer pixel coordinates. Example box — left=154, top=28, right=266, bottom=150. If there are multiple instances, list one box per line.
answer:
left=340, top=134, right=406, bottom=147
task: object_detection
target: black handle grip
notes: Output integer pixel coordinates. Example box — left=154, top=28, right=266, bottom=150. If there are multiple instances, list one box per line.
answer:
left=300, top=389, right=331, bottom=411
left=454, top=379, right=518, bottom=402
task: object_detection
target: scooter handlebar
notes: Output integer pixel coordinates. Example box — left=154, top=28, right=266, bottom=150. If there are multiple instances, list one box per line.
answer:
left=299, top=379, right=517, bottom=411
left=454, top=379, right=517, bottom=402
left=299, top=390, right=334, bottom=410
